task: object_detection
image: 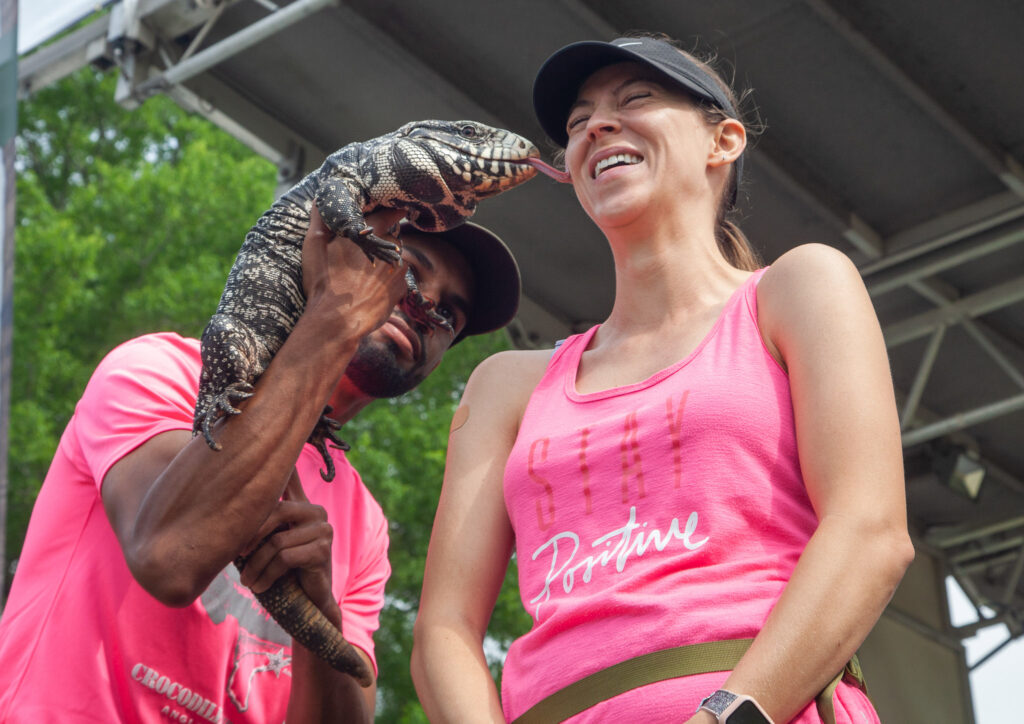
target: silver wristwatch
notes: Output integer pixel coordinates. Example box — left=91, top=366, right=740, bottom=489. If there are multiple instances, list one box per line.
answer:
left=698, top=689, right=774, bottom=724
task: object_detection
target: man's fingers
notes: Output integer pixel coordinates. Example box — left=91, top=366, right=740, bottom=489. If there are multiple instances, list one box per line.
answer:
left=239, top=520, right=333, bottom=593
left=239, top=489, right=324, bottom=557
left=283, top=468, right=308, bottom=503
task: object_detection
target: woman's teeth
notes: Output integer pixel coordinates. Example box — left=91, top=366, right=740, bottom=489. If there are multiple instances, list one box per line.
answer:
left=594, top=154, right=641, bottom=178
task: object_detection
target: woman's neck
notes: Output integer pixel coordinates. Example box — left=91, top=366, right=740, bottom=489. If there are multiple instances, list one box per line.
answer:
left=600, top=217, right=749, bottom=338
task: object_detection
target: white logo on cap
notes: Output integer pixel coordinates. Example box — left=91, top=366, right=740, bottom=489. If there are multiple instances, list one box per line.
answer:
left=614, top=41, right=643, bottom=47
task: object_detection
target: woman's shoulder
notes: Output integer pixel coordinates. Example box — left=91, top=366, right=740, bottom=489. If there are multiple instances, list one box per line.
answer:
left=460, top=347, right=557, bottom=436
left=757, top=243, right=874, bottom=356
left=468, top=347, right=555, bottom=392
left=759, top=243, right=864, bottom=310
left=763, top=242, right=858, bottom=285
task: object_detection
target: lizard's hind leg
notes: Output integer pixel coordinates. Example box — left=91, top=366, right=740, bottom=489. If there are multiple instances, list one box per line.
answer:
left=309, top=406, right=349, bottom=482
left=401, top=268, right=454, bottom=336
left=195, top=314, right=269, bottom=450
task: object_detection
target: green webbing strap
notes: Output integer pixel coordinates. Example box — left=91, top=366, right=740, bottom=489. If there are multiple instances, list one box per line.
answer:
left=512, top=641, right=868, bottom=724
left=816, top=654, right=867, bottom=724
left=511, top=638, right=754, bottom=724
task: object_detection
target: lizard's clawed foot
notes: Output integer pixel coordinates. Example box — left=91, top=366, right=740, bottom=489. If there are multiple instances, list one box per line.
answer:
left=350, top=226, right=402, bottom=266
left=316, top=181, right=403, bottom=266
left=200, top=382, right=255, bottom=450
left=400, top=268, right=454, bottom=336
left=309, top=407, right=349, bottom=482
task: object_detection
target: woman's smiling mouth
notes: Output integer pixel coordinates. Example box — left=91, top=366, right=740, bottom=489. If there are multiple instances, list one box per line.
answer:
left=592, top=153, right=643, bottom=179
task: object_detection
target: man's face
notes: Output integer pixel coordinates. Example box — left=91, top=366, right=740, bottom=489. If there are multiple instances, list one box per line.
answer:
left=345, top=231, right=475, bottom=399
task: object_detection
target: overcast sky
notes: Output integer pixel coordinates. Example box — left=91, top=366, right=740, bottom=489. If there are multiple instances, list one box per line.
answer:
left=948, top=578, right=1023, bottom=723
left=17, top=0, right=101, bottom=54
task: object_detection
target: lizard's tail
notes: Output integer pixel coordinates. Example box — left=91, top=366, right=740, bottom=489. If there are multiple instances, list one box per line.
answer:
left=244, top=567, right=374, bottom=687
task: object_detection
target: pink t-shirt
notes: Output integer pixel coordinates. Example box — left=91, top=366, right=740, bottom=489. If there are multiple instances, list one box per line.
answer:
left=0, top=333, right=390, bottom=723
left=501, top=271, right=878, bottom=723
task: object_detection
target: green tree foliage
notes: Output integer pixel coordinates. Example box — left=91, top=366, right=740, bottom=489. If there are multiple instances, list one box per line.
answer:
left=8, top=67, right=530, bottom=719
left=9, top=68, right=276, bottom=564
left=345, top=331, right=532, bottom=721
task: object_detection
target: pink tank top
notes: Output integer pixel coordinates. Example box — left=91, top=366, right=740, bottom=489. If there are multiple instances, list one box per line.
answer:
left=500, top=270, right=877, bottom=722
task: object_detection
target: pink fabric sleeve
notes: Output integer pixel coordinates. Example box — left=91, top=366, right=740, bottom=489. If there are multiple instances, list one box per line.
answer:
left=72, top=334, right=200, bottom=491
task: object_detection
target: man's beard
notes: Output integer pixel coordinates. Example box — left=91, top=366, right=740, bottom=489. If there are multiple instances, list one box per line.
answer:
left=345, top=336, right=427, bottom=399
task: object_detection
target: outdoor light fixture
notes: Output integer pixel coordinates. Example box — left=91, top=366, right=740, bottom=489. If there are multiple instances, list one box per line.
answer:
left=933, top=444, right=986, bottom=501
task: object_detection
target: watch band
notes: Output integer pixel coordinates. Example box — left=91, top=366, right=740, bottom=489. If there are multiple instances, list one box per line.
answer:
left=698, top=689, right=775, bottom=724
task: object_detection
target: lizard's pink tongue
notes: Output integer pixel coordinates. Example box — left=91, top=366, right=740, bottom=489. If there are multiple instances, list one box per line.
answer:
left=524, top=157, right=572, bottom=184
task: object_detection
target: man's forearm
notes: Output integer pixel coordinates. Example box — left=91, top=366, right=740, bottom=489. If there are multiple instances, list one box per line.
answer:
left=288, top=642, right=375, bottom=723
left=127, top=317, right=362, bottom=599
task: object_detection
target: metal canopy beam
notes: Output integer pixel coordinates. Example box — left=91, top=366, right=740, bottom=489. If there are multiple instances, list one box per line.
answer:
left=803, top=0, right=1024, bottom=196
left=128, top=0, right=338, bottom=102
left=884, top=275, right=1024, bottom=347
left=901, top=393, right=1024, bottom=447
left=16, top=11, right=113, bottom=96
left=861, top=193, right=1024, bottom=273
left=866, top=219, right=1024, bottom=297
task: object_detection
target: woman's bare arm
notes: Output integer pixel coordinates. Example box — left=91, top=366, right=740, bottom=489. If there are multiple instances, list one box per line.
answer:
left=411, top=349, right=550, bottom=722
left=687, top=244, right=914, bottom=723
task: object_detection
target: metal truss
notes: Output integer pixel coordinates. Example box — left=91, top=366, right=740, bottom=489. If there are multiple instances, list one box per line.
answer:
left=18, top=0, right=337, bottom=172
left=791, top=0, right=1024, bottom=649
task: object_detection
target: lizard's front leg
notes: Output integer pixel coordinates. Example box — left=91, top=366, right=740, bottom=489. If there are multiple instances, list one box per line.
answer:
left=315, top=179, right=402, bottom=265
left=194, top=314, right=268, bottom=449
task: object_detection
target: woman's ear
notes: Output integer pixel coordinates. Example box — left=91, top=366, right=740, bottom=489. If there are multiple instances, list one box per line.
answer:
left=710, top=118, right=747, bottom=166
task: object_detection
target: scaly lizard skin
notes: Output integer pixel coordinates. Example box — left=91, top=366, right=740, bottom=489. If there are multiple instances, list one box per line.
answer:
left=194, top=120, right=537, bottom=684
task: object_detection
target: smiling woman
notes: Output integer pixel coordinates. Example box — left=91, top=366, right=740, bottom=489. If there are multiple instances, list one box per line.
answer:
left=411, top=31, right=914, bottom=724
left=529, top=39, right=761, bottom=273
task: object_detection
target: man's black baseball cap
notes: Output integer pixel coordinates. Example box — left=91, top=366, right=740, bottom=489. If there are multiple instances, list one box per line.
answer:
left=400, top=221, right=521, bottom=343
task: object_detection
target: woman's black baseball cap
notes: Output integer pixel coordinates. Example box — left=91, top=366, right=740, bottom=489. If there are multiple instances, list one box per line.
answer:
left=533, top=36, right=744, bottom=198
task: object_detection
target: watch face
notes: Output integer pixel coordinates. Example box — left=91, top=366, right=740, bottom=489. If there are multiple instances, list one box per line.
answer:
left=727, top=700, right=771, bottom=724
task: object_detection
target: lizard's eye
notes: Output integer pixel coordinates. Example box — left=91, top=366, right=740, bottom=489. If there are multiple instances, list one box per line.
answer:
left=459, top=124, right=478, bottom=139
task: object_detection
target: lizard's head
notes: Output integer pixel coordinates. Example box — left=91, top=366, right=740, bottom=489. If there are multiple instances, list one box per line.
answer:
left=394, top=120, right=540, bottom=232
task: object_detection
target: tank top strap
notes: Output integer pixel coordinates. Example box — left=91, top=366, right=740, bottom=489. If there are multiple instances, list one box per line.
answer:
left=733, top=267, right=768, bottom=329
left=539, top=325, right=599, bottom=394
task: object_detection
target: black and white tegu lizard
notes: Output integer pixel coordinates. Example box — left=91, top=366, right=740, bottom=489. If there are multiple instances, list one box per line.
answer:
left=193, top=119, right=538, bottom=684
left=193, top=119, right=537, bottom=477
